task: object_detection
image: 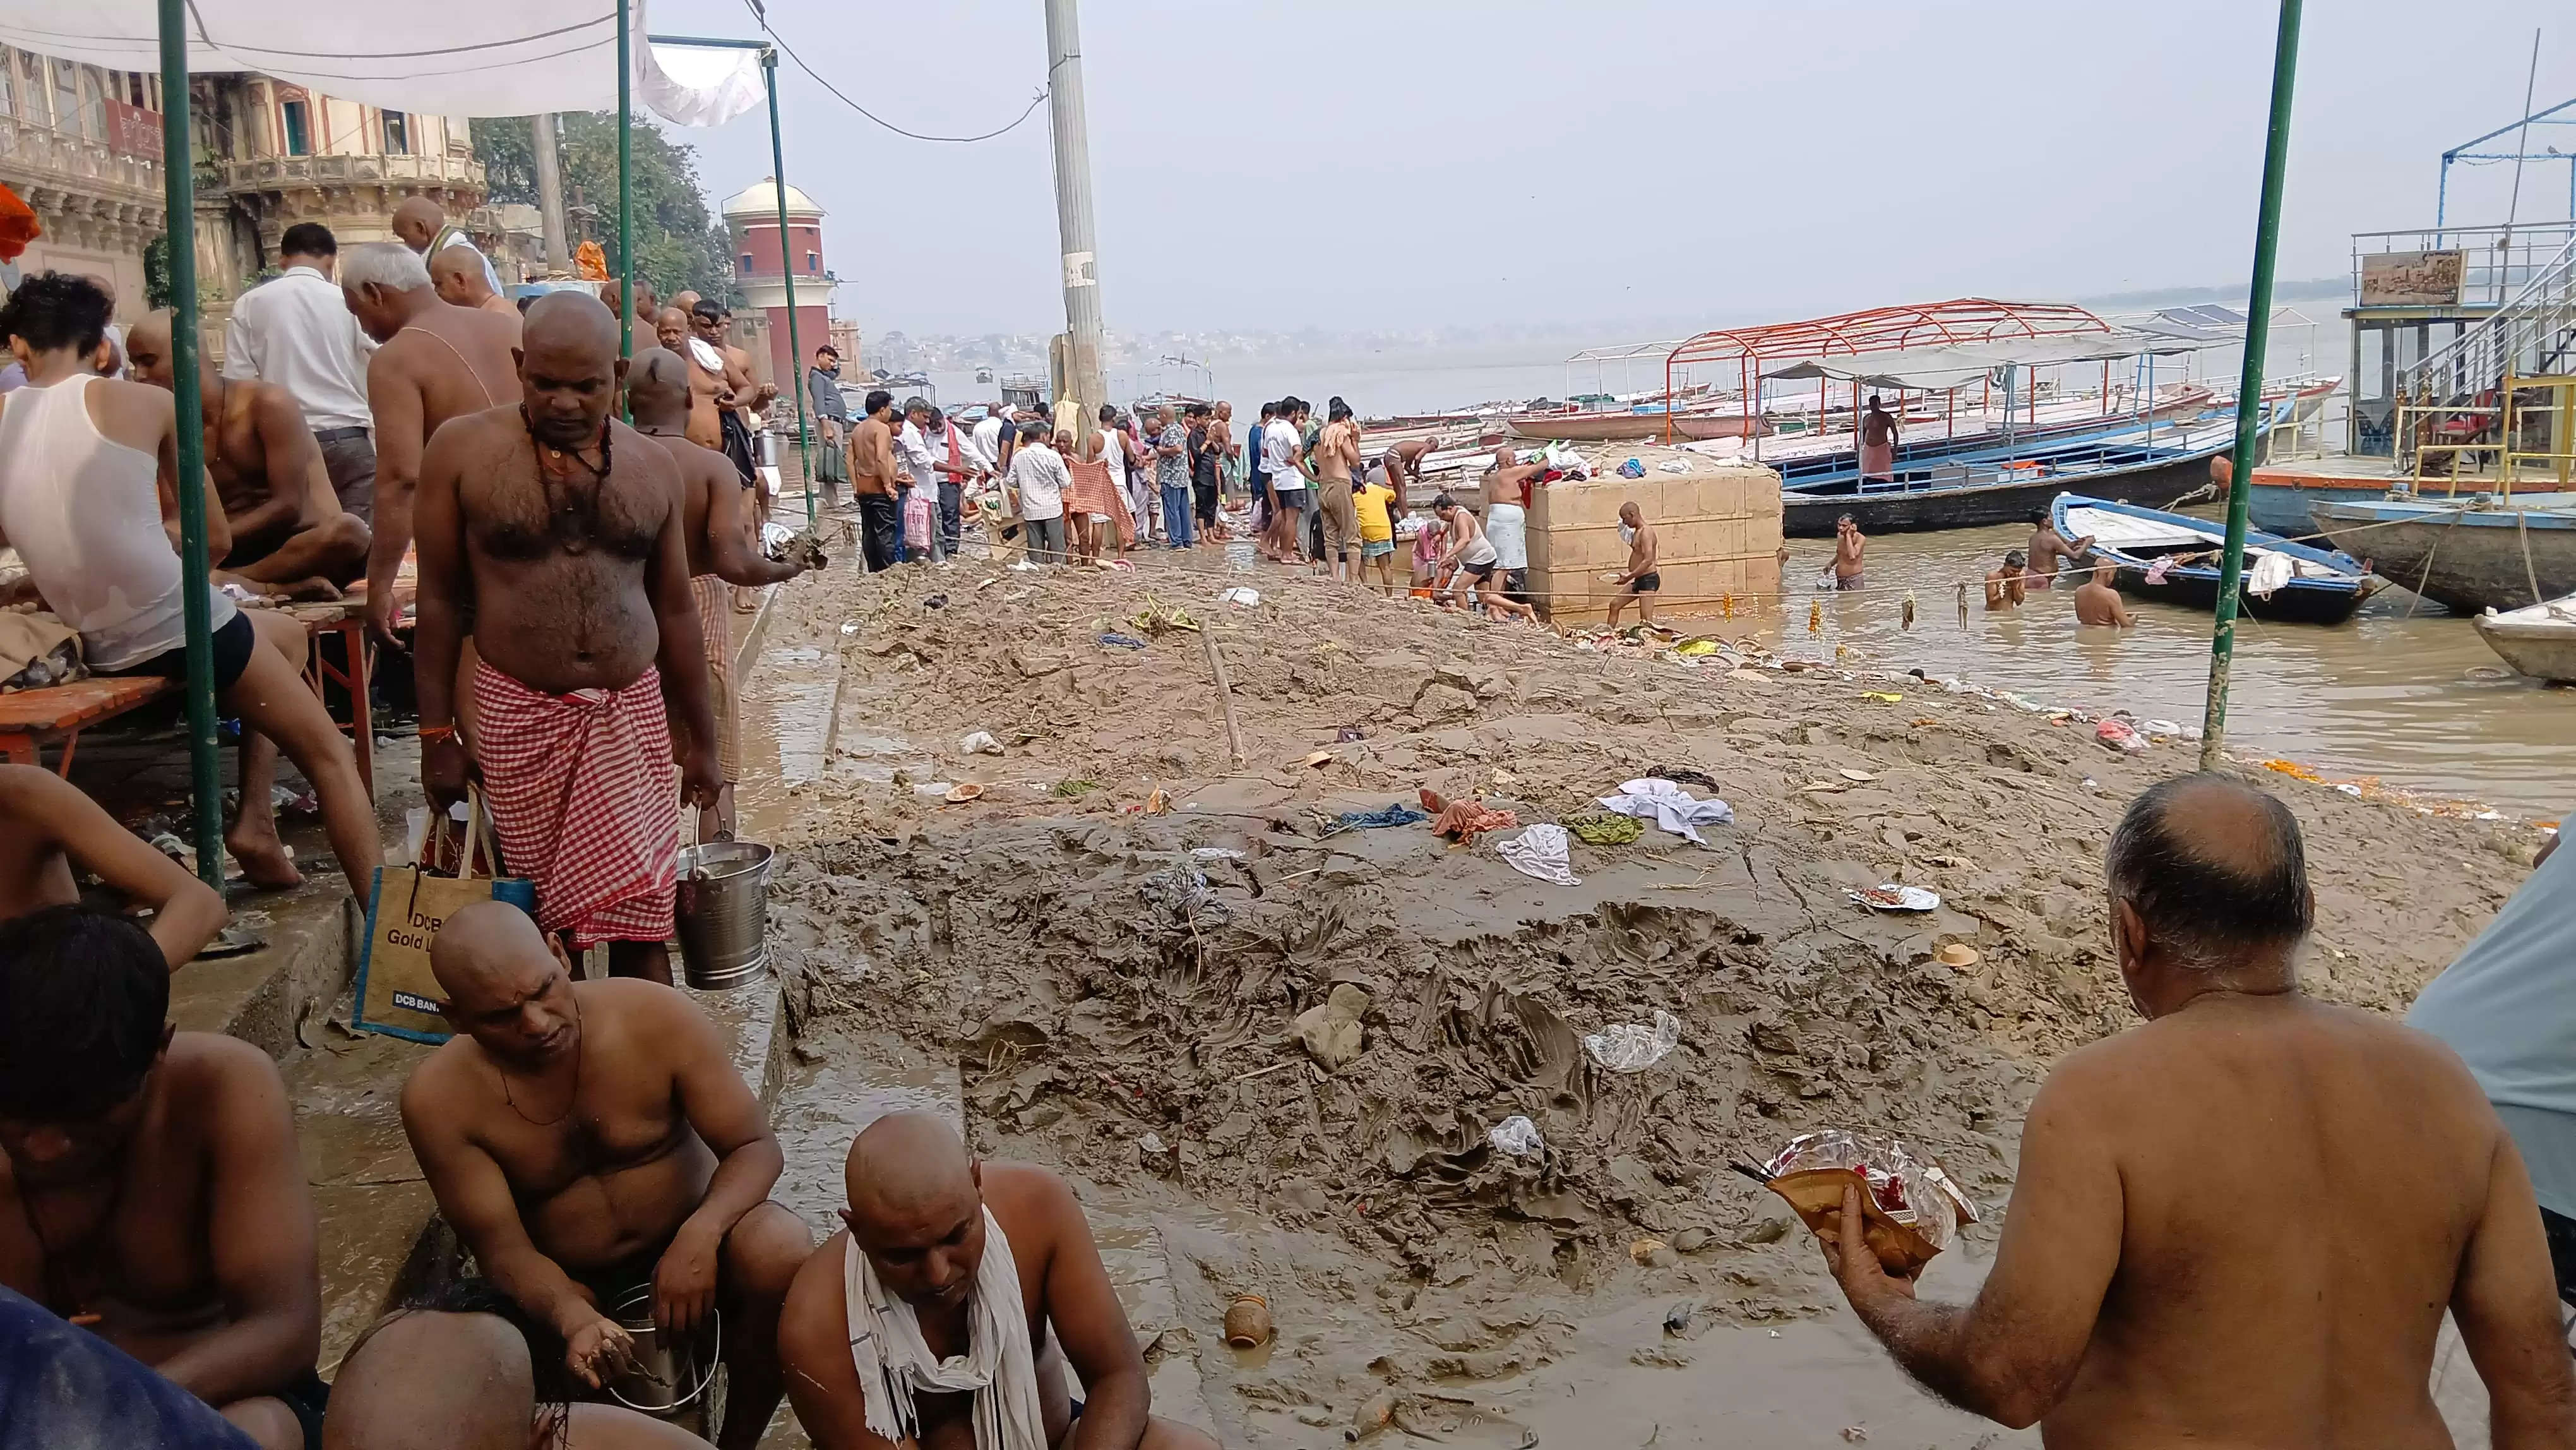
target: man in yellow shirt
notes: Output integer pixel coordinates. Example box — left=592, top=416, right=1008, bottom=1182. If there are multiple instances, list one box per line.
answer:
left=1352, top=470, right=1401, bottom=596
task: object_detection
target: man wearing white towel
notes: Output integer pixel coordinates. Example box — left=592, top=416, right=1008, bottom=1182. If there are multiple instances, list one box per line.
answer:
left=777, top=1112, right=1216, bottom=1450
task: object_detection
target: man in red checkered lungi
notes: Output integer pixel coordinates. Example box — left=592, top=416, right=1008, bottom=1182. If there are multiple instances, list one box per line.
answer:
left=408, top=292, right=721, bottom=983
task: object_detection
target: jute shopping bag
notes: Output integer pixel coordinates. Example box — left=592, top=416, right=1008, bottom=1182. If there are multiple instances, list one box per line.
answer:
left=351, top=794, right=535, bottom=1043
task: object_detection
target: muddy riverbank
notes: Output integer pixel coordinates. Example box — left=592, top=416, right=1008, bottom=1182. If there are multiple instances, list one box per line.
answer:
left=756, top=550, right=2541, bottom=1447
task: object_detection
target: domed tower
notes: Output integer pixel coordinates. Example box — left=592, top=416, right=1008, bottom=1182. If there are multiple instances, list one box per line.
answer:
left=720, top=176, right=836, bottom=396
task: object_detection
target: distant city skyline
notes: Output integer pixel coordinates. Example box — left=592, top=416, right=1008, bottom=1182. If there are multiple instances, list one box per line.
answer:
left=641, top=0, right=2570, bottom=344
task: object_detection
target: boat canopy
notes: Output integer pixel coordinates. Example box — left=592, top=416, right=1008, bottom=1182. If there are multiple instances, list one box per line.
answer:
left=1761, top=330, right=2220, bottom=392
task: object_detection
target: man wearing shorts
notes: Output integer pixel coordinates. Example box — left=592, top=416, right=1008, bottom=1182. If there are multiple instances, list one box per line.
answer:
left=1262, top=399, right=1307, bottom=565
left=1606, top=500, right=1661, bottom=627
left=1432, top=492, right=1535, bottom=622
left=1354, top=465, right=1400, bottom=596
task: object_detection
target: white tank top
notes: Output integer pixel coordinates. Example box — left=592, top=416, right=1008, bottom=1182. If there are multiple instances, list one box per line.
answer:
left=0, top=374, right=234, bottom=669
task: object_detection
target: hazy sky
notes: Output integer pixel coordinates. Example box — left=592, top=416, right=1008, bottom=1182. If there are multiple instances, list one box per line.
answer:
left=648, top=0, right=2573, bottom=340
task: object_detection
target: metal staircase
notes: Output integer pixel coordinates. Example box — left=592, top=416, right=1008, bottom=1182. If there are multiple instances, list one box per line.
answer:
left=2397, top=231, right=2576, bottom=489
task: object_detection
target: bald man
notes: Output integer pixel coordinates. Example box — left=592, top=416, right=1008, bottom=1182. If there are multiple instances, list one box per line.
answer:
left=341, top=241, right=523, bottom=647
left=326, top=1280, right=714, bottom=1449
left=400, top=902, right=809, bottom=1450
left=603, top=278, right=660, bottom=349
left=126, top=311, right=371, bottom=597
left=629, top=346, right=813, bottom=840
left=777, top=1112, right=1215, bottom=1450
left=431, top=244, right=523, bottom=321
left=390, top=196, right=501, bottom=295
left=657, top=307, right=740, bottom=456
left=1811, top=774, right=2576, bottom=1444
left=412, top=294, right=717, bottom=983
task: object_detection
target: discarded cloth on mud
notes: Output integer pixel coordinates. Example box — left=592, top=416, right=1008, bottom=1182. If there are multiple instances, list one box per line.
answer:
left=1494, top=823, right=1579, bottom=886
left=1421, top=789, right=1518, bottom=843
left=1596, top=777, right=1734, bottom=844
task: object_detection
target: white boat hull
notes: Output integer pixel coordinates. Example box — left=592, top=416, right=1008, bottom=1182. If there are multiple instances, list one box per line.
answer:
left=2474, top=596, right=2576, bottom=681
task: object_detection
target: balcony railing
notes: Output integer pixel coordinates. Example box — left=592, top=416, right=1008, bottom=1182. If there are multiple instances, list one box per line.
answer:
left=209, top=150, right=484, bottom=195
left=0, top=114, right=164, bottom=201
left=2351, top=221, right=2576, bottom=312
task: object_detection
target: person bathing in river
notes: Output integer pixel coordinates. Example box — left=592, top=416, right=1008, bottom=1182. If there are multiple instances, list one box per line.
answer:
left=1811, top=774, right=2576, bottom=1446
left=778, top=1112, right=1216, bottom=1450
left=402, top=902, right=810, bottom=1450
left=1832, top=513, right=1868, bottom=590
left=2073, top=560, right=2135, bottom=627
left=2028, top=509, right=2096, bottom=590
left=1985, top=549, right=2032, bottom=610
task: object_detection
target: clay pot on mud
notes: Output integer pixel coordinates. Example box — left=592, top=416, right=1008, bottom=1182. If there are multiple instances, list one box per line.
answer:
left=1222, top=1293, right=1272, bottom=1348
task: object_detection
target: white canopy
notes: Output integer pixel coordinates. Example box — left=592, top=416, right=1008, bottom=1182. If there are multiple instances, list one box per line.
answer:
left=1762, top=330, right=2217, bottom=392
left=0, top=0, right=763, bottom=124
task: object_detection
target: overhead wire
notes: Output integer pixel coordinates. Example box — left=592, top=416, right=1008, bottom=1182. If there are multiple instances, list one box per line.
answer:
left=741, top=0, right=1046, bottom=145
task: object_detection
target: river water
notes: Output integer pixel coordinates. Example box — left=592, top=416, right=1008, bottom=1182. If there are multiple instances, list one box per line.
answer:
left=1749, top=516, right=2573, bottom=816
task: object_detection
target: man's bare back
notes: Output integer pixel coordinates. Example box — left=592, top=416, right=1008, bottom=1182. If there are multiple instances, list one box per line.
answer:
left=359, top=296, right=523, bottom=633
left=1319, top=419, right=1357, bottom=484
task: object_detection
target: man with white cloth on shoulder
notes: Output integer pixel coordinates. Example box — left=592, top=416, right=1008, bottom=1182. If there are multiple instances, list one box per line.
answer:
left=778, top=1111, right=1216, bottom=1450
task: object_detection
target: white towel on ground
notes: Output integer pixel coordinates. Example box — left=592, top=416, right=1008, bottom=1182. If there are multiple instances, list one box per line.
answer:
left=842, top=1207, right=1047, bottom=1450
left=1496, top=823, right=1579, bottom=885
left=1598, top=778, right=1735, bottom=846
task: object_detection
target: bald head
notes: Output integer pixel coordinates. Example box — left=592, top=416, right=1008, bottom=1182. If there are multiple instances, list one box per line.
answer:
left=122, top=309, right=181, bottom=387
left=847, top=1111, right=976, bottom=1218
left=519, top=293, right=624, bottom=448
left=842, top=1112, right=984, bottom=1308
left=427, top=900, right=555, bottom=1004
left=390, top=196, right=446, bottom=253
left=2108, top=772, right=2312, bottom=974
left=654, top=306, right=689, bottom=352
left=628, top=345, right=692, bottom=427
left=429, top=245, right=495, bottom=308
left=325, top=1307, right=532, bottom=1450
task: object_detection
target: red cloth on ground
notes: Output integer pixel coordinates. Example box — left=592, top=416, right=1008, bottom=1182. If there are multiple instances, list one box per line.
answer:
left=471, top=660, right=679, bottom=948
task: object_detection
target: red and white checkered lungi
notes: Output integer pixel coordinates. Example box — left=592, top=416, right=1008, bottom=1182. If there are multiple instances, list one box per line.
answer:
left=471, top=659, right=679, bottom=949
left=687, top=574, right=739, bottom=782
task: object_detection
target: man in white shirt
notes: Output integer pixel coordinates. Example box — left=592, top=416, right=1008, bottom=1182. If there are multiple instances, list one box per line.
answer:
left=1005, top=421, right=1070, bottom=566
left=223, top=222, right=378, bottom=522
left=1261, top=400, right=1307, bottom=563
left=895, top=399, right=952, bottom=563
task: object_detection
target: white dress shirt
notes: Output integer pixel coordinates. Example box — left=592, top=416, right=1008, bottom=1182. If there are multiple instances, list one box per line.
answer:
left=222, top=265, right=374, bottom=432
left=1006, top=443, right=1069, bottom=522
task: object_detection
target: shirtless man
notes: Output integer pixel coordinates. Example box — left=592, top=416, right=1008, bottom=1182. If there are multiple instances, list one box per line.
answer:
left=1831, top=513, right=1867, bottom=590
left=431, top=245, right=525, bottom=321
left=327, top=1280, right=715, bottom=1448
left=1432, top=491, right=1536, bottom=623
left=0, top=764, right=227, bottom=968
left=777, top=1112, right=1216, bottom=1450
left=847, top=388, right=903, bottom=573
left=2027, top=509, right=2095, bottom=590
left=688, top=304, right=759, bottom=465
left=0, top=906, right=325, bottom=1449
left=1859, top=392, right=1899, bottom=482
left=1377, top=433, right=1442, bottom=504
left=2073, top=560, right=2135, bottom=627
left=128, top=311, right=371, bottom=597
left=390, top=197, right=498, bottom=295
left=411, top=293, right=719, bottom=983
left=342, top=241, right=524, bottom=647
left=402, top=902, right=810, bottom=1450
left=1984, top=548, right=2031, bottom=609
left=1812, top=774, right=2576, bottom=1446
left=1605, top=499, right=1660, bottom=627
left=629, top=347, right=813, bottom=839
left=604, top=279, right=660, bottom=348
left=1315, top=400, right=1363, bottom=580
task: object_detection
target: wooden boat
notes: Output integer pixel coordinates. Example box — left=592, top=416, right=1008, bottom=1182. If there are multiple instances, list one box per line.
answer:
left=2051, top=494, right=2378, bottom=625
left=1505, top=410, right=1759, bottom=443
left=1760, top=386, right=2219, bottom=488
left=2306, top=493, right=2576, bottom=614
left=1780, top=410, right=2260, bottom=536
left=2474, top=594, right=2576, bottom=681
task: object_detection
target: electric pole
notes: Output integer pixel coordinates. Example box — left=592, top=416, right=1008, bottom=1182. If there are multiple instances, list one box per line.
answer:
left=1043, top=0, right=1107, bottom=424
left=530, top=112, right=572, bottom=275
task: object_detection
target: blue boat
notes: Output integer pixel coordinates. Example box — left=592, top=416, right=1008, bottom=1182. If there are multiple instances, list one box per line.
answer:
left=2308, top=493, right=2576, bottom=615
left=2051, top=493, right=2379, bottom=625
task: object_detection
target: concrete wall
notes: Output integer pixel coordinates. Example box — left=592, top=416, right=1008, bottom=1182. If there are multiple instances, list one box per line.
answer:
left=1527, top=453, right=1783, bottom=625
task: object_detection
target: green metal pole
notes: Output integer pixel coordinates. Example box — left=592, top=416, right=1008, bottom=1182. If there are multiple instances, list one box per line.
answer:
left=762, top=51, right=816, bottom=527
left=617, top=0, right=635, bottom=377
left=158, top=0, right=224, bottom=890
left=2200, top=0, right=2302, bottom=770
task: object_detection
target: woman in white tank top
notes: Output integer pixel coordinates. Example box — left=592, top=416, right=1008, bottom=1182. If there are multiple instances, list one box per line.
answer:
left=0, top=372, right=236, bottom=670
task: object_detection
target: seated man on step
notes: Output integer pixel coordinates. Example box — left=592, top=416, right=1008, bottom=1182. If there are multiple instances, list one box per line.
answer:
left=777, top=1111, right=1217, bottom=1450
left=0, top=907, right=325, bottom=1449
left=127, top=310, right=371, bottom=599
left=400, top=902, right=809, bottom=1450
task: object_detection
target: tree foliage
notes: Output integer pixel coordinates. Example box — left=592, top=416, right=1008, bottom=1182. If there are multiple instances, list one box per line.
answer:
left=471, top=112, right=736, bottom=304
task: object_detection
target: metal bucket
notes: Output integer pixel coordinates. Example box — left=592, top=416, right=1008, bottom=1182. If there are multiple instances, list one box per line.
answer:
left=676, top=840, right=773, bottom=992
left=605, top=1285, right=720, bottom=1416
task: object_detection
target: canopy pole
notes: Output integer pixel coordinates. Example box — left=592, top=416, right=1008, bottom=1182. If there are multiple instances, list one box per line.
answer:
left=761, top=51, right=815, bottom=527
left=616, top=0, right=635, bottom=377
left=157, top=0, right=223, bottom=890
left=2200, top=0, right=2302, bottom=770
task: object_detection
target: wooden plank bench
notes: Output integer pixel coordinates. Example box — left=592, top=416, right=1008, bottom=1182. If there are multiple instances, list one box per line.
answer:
left=0, top=676, right=177, bottom=774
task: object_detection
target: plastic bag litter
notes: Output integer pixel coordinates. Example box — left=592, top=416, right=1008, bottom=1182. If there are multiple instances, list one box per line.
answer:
left=1617, top=457, right=1647, bottom=479
left=1489, top=1115, right=1544, bottom=1157
left=1138, top=865, right=1227, bottom=925
left=959, top=731, right=1005, bottom=756
left=2095, top=719, right=2148, bottom=754
left=1219, top=586, right=1261, bottom=607
left=1583, top=1009, right=1681, bottom=1071
left=1657, top=458, right=1691, bottom=474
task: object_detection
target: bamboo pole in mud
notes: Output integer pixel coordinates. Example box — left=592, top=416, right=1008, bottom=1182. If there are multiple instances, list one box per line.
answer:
left=1201, top=628, right=1249, bottom=769
left=2200, top=0, right=2302, bottom=770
